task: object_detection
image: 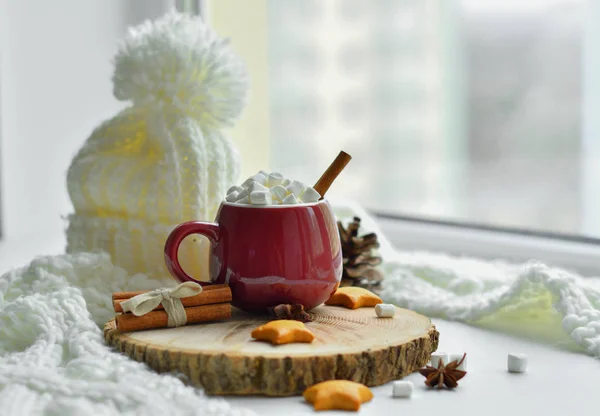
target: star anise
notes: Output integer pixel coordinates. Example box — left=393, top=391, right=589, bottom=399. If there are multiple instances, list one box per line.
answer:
left=267, top=304, right=312, bottom=323
left=418, top=353, right=467, bottom=389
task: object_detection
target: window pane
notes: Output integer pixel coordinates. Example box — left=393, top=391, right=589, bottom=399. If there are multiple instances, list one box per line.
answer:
left=267, top=0, right=593, bottom=237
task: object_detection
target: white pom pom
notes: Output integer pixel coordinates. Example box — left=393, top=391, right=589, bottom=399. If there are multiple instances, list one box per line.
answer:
left=112, top=12, right=248, bottom=128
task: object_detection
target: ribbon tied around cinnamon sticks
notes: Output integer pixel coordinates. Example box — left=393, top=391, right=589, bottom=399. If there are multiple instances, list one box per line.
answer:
left=120, top=282, right=203, bottom=327
left=113, top=284, right=232, bottom=332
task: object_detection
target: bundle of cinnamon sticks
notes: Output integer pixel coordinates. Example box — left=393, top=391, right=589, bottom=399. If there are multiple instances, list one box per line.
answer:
left=113, top=284, right=232, bottom=332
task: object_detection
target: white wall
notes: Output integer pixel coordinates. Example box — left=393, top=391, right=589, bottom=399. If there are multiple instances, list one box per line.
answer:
left=0, top=0, right=173, bottom=240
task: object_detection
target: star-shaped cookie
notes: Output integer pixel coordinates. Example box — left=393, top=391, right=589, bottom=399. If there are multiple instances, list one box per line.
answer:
left=325, top=287, right=382, bottom=309
left=303, top=380, right=373, bottom=411
left=251, top=320, right=315, bottom=345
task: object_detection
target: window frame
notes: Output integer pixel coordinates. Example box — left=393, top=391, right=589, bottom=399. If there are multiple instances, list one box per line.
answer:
left=188, top=0, right=600, bottom=277
left=376, top=212, right=600, bottom=276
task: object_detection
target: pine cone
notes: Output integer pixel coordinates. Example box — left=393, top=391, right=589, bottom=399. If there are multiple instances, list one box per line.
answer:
left=338, top=217, right=383, bottom=292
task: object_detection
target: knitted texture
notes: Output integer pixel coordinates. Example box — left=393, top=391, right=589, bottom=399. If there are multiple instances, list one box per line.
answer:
left=66, top=13, right=247, bottom=279
left=0, top=252, right=255, bottom=416
left=335, top=201, right=600, bottom=357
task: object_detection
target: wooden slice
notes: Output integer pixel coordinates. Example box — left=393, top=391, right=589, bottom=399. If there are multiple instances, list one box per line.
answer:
left=104, top=305, right=439, bottom=396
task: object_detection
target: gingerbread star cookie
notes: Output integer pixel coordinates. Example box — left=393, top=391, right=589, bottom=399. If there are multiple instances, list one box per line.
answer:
left=304, top=380, right=373, bottom=411
left=325, top=287, right=382, bottom=309
left=251, top=320, right=315, bottom=345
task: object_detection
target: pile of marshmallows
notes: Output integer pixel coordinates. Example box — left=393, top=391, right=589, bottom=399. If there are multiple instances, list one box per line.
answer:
left=375, top=304, right=529, bottom=398
left=225, top=171, right=321, bottom=206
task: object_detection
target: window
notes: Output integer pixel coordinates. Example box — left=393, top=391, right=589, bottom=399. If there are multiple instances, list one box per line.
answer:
left=1, top=1, right=596, bottom=248
left=208, top=0, right=596, bottom=239
left=0, top=68, right=2, bottom=238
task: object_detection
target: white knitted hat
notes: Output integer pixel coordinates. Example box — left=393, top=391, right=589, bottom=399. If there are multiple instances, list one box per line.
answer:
left=66, top=13, right=248, bottom=279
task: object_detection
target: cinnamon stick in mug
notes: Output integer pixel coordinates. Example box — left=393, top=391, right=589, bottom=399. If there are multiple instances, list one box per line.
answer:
left=313, top=150, right=352, bottom=198
left=112, top=285, right=232, bottom=313
left=115, top=303, right=231, bottom=332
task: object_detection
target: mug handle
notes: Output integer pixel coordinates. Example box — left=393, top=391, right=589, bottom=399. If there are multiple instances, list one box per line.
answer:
left=164, top=221, right=222, bottom=286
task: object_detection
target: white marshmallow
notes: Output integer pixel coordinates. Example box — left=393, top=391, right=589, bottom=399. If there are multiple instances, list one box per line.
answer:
left=282, top=178, right=291, bottom=187
left=225, top=191, right=239, bottom=202
left=392, top=381, right=413, bottom=398
left=429, top=352, right=448, bottom=369
left=272, top=199, right=282, bottom=205
left=449, top=353, right=467, bottom=371
left=507, top=353, right=527, bottom=373
left=286, top=180, right=305, bottom=197
left=249, top=182, right=269, bottom=192
left=235, top=195, right=250, bottom=204
left=251, top=173, right=268, bottom=185
left=236, top=188, right=250, bottom=200
left=258, top=170, right=270, bottom=178
left=250, top=191, right=272, bottom=205
left=282, top=194, right=299, bottom=205
left=300, top=186, right=321, bottom=203
left=375, top=304, right=395, bottom=318
left=241, top=178, right=256, bottom=189
left=227, top=185, right=244, bottom=195
left=268, top=172, right=284, bottom=187
left=270, top=185, right=288, bottom=202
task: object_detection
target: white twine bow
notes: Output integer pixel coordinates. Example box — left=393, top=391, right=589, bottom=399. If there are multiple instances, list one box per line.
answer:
left=120, top=282, right=203, bottom=327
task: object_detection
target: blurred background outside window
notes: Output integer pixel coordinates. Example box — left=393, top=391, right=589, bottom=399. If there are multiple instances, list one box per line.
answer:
left=1, top=0, right=598, bottom=243
left=261, top=0, right=593, bottom=238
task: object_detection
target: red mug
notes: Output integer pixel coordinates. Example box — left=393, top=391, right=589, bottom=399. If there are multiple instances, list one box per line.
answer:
left=164, top=199, right=343, bottom=312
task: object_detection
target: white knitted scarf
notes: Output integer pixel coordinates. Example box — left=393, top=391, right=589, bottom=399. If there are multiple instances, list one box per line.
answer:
left=1, top=204, right=599, bottom=415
